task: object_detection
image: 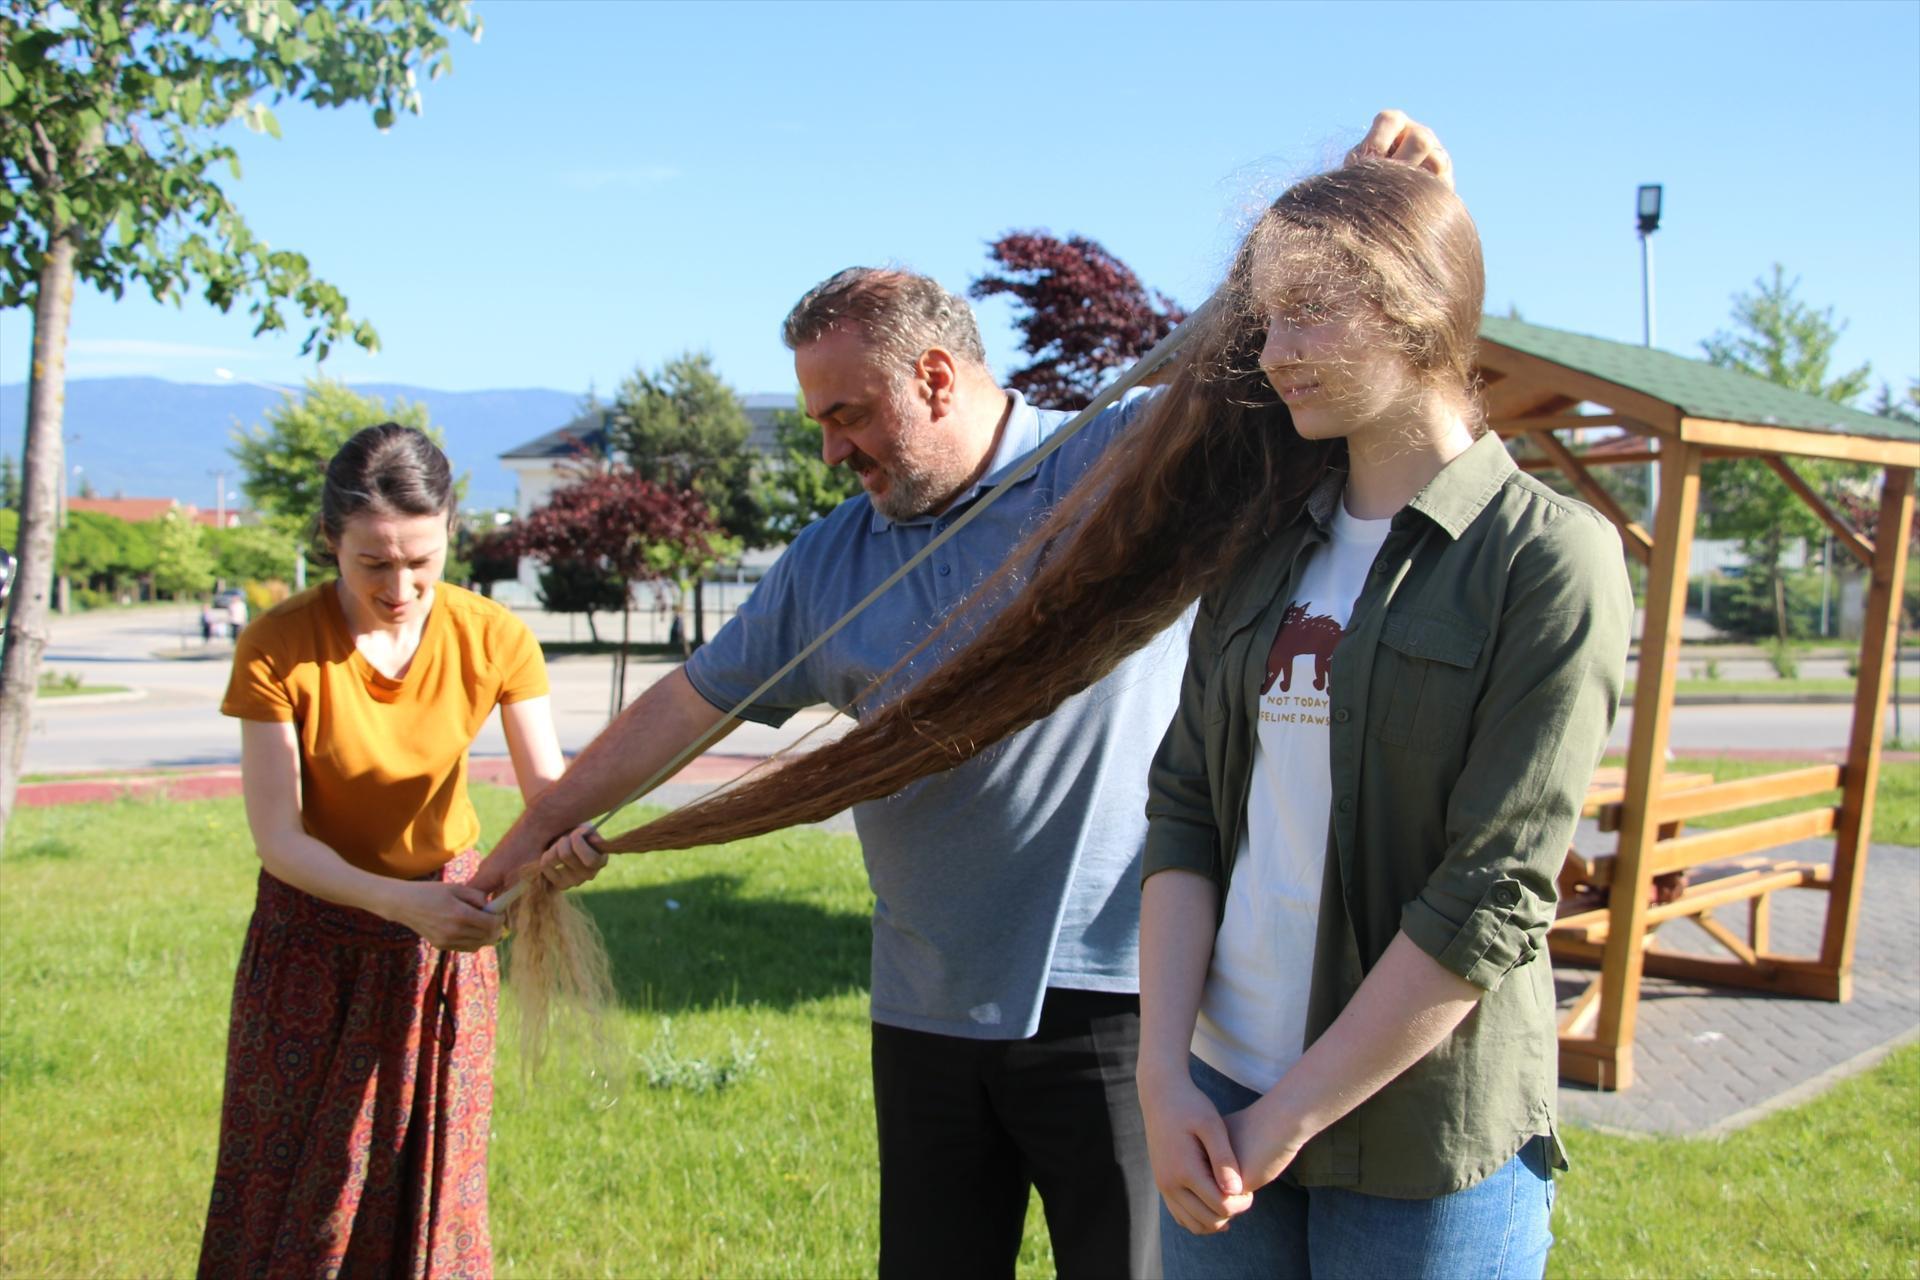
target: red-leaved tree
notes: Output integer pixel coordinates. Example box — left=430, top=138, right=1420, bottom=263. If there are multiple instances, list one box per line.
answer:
left=502, top=468, right=717, bottom=695
left=503, top=467, right=715, bottom=589
left=970, top=231, right=1187, bottom=408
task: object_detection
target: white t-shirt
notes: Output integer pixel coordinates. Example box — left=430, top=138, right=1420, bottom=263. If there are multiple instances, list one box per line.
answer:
left=1191, top=496, right=1392, bottom=1093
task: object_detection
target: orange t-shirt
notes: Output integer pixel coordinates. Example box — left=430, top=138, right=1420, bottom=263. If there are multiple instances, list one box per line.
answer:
left=222, top=582, right=549, bottom=879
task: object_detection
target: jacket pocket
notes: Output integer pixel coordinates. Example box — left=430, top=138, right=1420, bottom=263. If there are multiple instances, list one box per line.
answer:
left=1368, top=609, right=1487, bottom=753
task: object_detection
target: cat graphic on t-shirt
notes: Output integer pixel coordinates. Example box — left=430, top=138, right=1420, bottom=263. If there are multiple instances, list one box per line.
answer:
left=1263, top=603, right=1344, bottom=695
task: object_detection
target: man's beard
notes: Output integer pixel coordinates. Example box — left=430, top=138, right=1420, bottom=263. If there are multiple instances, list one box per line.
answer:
left=854, top=393, right=974, bottom=522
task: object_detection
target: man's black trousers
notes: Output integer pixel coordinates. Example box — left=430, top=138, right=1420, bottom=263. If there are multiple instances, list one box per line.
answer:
left=870, top=987, right=1157, bottom=1279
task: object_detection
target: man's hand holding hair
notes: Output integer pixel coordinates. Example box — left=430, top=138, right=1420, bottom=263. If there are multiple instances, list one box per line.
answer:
left=1347, top=109, right=1454, bottom=190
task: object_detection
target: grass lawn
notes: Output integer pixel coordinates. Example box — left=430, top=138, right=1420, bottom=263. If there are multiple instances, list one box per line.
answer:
left=3, top=788, right=1915, bottom=1277
left=1623, top=675, right=1920, bottom=700
left=34, top=670, right=130, bottom=698
left=32, top=683, right=131, bottom=698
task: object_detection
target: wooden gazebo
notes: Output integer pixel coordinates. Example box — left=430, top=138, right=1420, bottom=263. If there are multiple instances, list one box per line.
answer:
left=1473, top=317, right=1919, bottom=1090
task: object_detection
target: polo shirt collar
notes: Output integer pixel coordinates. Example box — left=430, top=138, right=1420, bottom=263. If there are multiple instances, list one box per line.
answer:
left=868, top=390, right=1041, bottom=533
left=1401, top=430, right=1515, bottom=539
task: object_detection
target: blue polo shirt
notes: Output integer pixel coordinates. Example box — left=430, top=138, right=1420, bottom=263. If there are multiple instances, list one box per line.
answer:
left=684, top=388, right=1187, bottom=1039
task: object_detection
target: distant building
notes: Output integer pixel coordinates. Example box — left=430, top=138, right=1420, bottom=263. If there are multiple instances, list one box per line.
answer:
left=67, top=496, right=248, bottom=529
left=496, top=394, right=795, bottom=602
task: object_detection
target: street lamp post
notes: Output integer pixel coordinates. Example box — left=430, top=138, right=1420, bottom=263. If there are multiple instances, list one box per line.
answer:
left=1637, top=184, right=1664, bottom=556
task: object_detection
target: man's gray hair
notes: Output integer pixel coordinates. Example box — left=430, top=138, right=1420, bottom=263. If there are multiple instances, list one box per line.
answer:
left=781, top=267, right=988, bottom=374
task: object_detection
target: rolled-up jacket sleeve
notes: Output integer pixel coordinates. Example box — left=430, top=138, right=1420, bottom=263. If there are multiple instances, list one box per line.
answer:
left=1144, top=594, right=1224, bottom=884
left=1400, top=509, right=1633, bottom=990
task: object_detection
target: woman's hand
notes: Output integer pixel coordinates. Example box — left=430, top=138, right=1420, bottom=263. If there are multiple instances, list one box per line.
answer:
left=1222, top=1101, right=1310, bottom=1197
left=386, top=880, right=506, bottom=951
left=531, top=824, right=611, bottom=891
left=1139, top=1066, right=1254, bottom=1235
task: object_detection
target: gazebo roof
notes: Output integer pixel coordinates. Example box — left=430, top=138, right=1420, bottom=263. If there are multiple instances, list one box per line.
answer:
left=1477, top=317, right=1920, bottom=460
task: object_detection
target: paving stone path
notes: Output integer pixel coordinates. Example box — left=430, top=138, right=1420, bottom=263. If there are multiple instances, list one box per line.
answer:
left=1555, top=826, right=1918, bottom=1136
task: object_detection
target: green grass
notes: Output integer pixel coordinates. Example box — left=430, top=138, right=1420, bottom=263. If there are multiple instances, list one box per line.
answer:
left=1624, top=675, right=1920, bottom=700
left=2, top=790, right=1914, bottom=1277
left=0, top=790, right=1055, bottom=1278
left=1550, top=1044, right=1920, bottom=1279
left=33, top=682, right=131, bottom=698
left=34, top=669, right=130, bottom=698
left=1601, top=756, right=1920, bottom=847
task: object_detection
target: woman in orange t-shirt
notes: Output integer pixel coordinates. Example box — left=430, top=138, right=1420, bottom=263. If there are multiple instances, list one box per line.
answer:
left=197, top=423, right=602, bottom=1279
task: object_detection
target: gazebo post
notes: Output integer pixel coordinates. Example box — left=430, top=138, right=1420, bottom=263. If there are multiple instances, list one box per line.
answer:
left=1817, top=465, right=1916, bottom=997
left=1577, top=439, right=1701, bottom=1090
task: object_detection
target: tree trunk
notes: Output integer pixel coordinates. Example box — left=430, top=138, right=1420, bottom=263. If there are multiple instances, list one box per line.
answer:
left=674, top=578, right=692, bottom=660
left=693, top=578, right=708, bottom=648
left=0, top=234, right=77, bottom=847
left=583, top=610, right=600, bottom=643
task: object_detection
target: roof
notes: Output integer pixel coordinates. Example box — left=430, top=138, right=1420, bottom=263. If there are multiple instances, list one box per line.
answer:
left=65, top=497, right=247, bottom=528
left=1479, top=316, right=1919, bottom=445
left=501, top=395, right=796, bottom=462
left=500, top=409, right=612, bottom=461
left=68, top=497, right=179, bottom=521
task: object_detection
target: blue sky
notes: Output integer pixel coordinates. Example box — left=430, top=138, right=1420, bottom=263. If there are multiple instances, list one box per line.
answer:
left=3, top=0, right=1915, bottom=409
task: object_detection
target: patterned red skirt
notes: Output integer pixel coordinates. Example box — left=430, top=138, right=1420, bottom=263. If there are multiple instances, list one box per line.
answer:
left=197, top=851, right=498, bottom=1279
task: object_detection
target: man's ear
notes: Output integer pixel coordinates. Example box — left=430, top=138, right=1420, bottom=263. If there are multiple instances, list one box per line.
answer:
left=917, top=347, right=959, bottom=416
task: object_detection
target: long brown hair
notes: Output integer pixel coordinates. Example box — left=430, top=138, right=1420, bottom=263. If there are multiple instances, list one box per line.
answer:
left=588, top=160, right=1484, bottom=855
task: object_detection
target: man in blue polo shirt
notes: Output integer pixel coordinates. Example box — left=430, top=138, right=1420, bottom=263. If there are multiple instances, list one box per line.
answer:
left=478, top=112, right=1453, bottom=1278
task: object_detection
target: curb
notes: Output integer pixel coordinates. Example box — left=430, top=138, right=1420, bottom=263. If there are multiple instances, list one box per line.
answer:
left=13, top=752, right=774, bottom=810
left=31, top=688, right=148, bottom=707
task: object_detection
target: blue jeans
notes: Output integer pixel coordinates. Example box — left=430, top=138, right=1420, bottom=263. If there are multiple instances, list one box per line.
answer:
left=1160, top=1055, right=1555, bottom=1280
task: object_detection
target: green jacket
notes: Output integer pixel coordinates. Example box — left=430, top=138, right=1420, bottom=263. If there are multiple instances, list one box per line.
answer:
left=1143, top=431, right=1633, bottom=1198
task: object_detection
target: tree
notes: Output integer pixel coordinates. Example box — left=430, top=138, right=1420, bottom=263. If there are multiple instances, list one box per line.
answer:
left=1873, top=377, right=1920, bottom=427
left=1699, top=267, right=1874, bottom=640
left=0, top=0, right=480, bottom=843
left=533, top=558, right=627, bottom=643
left=150, top=507, right=213, bottom=598
left=232, top=378, right=443, bottom=526
left=757, top=393, right=859, bottom=541
left=970, top=230, right=1186, bottom=409
left=610, top=352, right=763, bottom=648
left=462, top=523, right=519, bottom=598
left=500, top=465, right=717, bottom=692
left=207, top=520, right=295, bottom=585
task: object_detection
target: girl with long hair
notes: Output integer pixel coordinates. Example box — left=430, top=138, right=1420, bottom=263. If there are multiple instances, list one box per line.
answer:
left=546, top=159, right=1627, bottom=1274
left=198, top=424, right=600, bottom=1278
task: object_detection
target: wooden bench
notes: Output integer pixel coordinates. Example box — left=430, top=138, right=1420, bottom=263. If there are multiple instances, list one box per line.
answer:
left=1550, top=764, right=1848, bottom=1046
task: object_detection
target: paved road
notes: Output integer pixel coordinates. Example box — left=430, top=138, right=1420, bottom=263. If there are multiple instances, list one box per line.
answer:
left=19, top=603, right=1911, bottom=777
left=21, top=604, right=848, bottom=776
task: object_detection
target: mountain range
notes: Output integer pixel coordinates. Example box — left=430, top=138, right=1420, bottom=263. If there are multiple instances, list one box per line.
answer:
left=1, top=378, right=587, bottom=513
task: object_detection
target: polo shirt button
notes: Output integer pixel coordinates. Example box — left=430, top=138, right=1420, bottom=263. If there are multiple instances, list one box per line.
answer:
left=1337, top=797, right=1354, bottom=814
left=937, top=564, right=951, bottom=577
left=1333, top=708, right=1350, bottom=724
left=1495, top=884, right=1520, bottom=906
left=1372, top=561, right=1390, bottom=575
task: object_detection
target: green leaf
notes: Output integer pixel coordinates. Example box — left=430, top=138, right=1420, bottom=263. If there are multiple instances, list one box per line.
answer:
left=259, top=107, right=281, bottom=140
left=179, top=77, right=203, bottom=119
left=118, top=203, right=136, bottom=247
left=226, top=153, right=242, bottom=180
left=373, top=105, right=394, bottom=130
